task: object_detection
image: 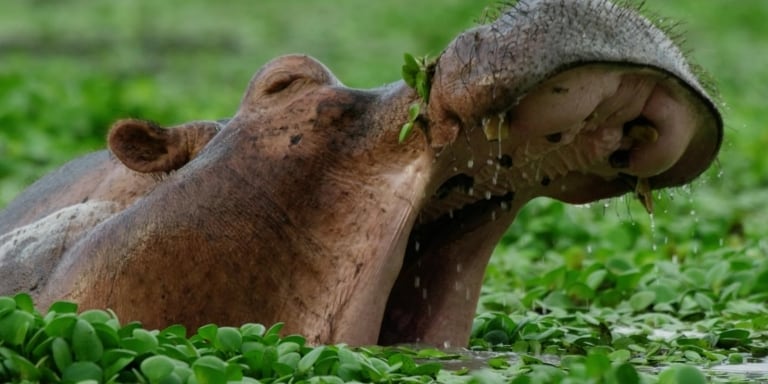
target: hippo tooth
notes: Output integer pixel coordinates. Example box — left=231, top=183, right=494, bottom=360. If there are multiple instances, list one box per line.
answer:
left=482, top=113, right=509, bottom=142
left=626, top=123, right=659, bottom=144
left=635, top=177, right=654, bottom=214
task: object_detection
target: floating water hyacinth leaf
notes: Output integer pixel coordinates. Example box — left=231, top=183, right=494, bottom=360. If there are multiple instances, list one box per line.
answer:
left=62, top=361, right=102, bottom=383
left=192, top=355, right=227, bottom=384
left=263, top=322, right=284, bottom=344
left=401, top=53, right=420, bottom=89
left=44, top=313, right=77, bottom=338
left=0, top=310, right=34, bottom=346
left=122, top=328, right=159, bottom=355
left=72, top=319, right=103, bottom=362
left=215, top=327, right=242, bottom=353
left=13, top=293, right=34, bottom=313
left=52, top=337, right=73, bottom=372
left=79, top=309, right=111, bottom=324
left=240, top=323, right=266, bottom=338
left=102, top=349, right=136, bottom=380
left=8, top=352, right=39, bottom=381
left=629, top=290, right=656, bottom=311
left=0, top=296, right=16, bottom=313
left=197, top=323, right=218, bottom=343
left=408, top=102, right=420, bottom=122
left=399, top=122, right=414, bottom=144
left=48, top=301, right=78, bottom=314
left=297, top=346, right=324, bottom=373
left=141, top=355, right=176, bottom=383
left=614, top=362, right=640, bottom=384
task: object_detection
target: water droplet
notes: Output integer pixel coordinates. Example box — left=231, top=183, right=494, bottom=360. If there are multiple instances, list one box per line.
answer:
left=491, top=211, right=497, bottom=221
left=448, top=209, right=454, bottom=219
left=422, top=288, right=428, bottom=299
left=485, top=191, right=492, bottom=200
left=586, top=244, right=593, bottom=254
left=454, top=281, right=461, bottom=291
left=719, top=238, right=724, bottom=247
left=456, top=263, right=463, bottom=272
left=486, top=159, right=494, bottom=166
left=467, top=159, right=474, bottom=169
left=468, top=187, right=474, bottom=196
left=500, top=201, right=510, bottom=211
left=414, top=276, right=420, bottom=288
left=443, top=341, right=452, bottom=349
left=414, top=241, right=420, bottom=252
left=465, top=288, right=471, bottom=301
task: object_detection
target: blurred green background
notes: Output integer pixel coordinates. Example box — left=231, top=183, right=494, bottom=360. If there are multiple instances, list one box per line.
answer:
left=0, top=1, right=766, bottom=283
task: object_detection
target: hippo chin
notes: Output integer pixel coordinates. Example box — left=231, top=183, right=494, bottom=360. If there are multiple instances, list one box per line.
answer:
left=0, top=0, right=721, bottom=346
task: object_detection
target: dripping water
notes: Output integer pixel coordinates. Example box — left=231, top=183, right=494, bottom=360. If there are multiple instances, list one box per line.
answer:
left=649, top=213, right=658, bottom=251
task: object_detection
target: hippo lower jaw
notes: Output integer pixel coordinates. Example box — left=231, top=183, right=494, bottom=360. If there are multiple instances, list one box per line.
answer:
left=376, top=62, right=720, bottom=346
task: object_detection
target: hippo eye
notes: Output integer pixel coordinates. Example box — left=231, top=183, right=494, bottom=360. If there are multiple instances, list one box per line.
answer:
left=264, top=73, right=304, bottom=94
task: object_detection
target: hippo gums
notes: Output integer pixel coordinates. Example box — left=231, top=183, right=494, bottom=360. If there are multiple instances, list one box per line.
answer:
left=0, top=0, right=722, bottom=346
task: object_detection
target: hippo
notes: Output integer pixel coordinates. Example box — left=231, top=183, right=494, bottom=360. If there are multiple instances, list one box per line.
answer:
left=0, top=0, right=722, bottom=346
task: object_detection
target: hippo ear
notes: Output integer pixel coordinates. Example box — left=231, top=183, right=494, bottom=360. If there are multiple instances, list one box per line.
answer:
left=108, top=119, right=220, bottom=173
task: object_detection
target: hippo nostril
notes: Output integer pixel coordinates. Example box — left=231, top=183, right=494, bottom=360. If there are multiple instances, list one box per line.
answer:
left=540, top=176, right=551, bottom=186
left=545, top=132, right=562, bottom=143
left=609, top=150, right=631, bottom=169
left=436, top=174, right=475, bottom=199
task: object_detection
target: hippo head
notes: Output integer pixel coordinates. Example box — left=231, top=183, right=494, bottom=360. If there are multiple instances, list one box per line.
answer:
left=67, top=0, right=720, bottom=346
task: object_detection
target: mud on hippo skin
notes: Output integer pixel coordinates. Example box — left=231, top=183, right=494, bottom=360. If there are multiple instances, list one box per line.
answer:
left=0, top=120, right=221, bottom=294
left=0, top=0, right=721, bottom=347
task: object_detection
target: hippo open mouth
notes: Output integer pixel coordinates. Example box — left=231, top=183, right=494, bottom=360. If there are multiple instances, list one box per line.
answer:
left=0, top=0, right=722, bottom=347
left=378, top=56, right=721, bottom=344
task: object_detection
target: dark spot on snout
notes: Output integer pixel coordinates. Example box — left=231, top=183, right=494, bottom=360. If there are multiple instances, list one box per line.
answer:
left=436, top=174, right=474, bottom=199
left=290, top=134, right=303, bottom=146
left=541, top=176, right=551, bottom=186
left=546, top=132, right=562, bottom=143
left=552, top=86, right=569, bottom=94
left=498, top=155, right=513, bottom=168
left=610, top=150, right=631, bottom=169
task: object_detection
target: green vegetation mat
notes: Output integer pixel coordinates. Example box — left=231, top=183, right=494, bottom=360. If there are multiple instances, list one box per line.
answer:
left=1, top=0, right=767, bottom=382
